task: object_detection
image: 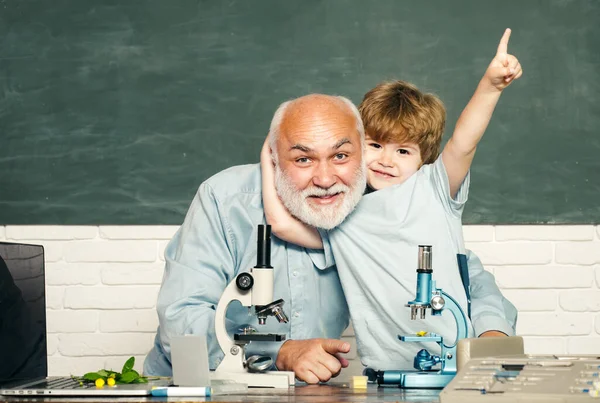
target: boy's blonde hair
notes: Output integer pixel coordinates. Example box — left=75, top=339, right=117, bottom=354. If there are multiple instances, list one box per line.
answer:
left=359, top=80, right=446, bottom=164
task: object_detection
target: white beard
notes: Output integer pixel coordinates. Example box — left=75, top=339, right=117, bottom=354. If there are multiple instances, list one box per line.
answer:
left=274, top=164, right=367, bottom=230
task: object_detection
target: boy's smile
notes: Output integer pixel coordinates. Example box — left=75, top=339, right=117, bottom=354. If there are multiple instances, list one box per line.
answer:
left=370, top=168, right=397, bottom=179
left=365, top=136, right=423, bottom=190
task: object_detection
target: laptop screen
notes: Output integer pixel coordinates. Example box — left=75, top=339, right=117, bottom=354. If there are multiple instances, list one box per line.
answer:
left=0, top=242, right=47, bottom=386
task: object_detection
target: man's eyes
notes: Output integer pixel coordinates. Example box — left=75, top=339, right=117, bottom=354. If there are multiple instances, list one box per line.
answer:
left=294, top=154, right=348, bottom=164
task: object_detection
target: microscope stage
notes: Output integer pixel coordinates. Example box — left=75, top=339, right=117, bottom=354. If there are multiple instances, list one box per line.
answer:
left=233, top=333, right=286, bottom=342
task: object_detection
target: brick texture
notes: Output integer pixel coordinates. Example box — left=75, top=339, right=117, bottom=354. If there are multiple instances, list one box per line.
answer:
left=522, top=337, right=566, bottom=355
left=496, top=226, right=594, bottom=241
left=463, top=226, right=494, bottom=242
left=64, top=287, right=159, bottom=310
left=64, top=241, right=157, bottom=263
left=516, top=313, right=592, bottom=336
left=466, top=242, right=552, bottom=265
left=559, top=290, right=600, bottom=312
left=500, top=290, right=557, bottom=311
left=5, top=226, right=98, bottom=240
left=494, top=266, right=594, bottom=289
left=555, top=242, right=600, bottom=265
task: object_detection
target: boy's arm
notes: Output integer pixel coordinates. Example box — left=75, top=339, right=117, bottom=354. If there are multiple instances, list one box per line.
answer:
left=261, top=139, right=323, bottom=249
left=466, top=249, right=517, bottom=337
left=443, top=28, right=523, bottom=198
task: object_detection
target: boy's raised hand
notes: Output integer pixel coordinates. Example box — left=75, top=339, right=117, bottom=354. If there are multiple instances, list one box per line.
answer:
left=484, top=28, right=523, bottom=91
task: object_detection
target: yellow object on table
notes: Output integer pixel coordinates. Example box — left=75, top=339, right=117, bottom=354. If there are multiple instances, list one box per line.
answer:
left=351, top=375, right=368, bottom=389
left=416, top=331, right=428, bottom=337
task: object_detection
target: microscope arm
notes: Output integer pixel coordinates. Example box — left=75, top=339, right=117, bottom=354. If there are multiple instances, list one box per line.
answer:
left=215, top=279, right=251, bottom=354
left=438, top=290, right=468, bottom=350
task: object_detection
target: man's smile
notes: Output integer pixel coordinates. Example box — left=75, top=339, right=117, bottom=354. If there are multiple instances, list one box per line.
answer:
left=308, top=193, right=342, bottom=205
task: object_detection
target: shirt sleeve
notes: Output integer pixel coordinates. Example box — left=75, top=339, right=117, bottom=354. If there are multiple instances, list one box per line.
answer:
left=466, top=249, right=518, bottom=337
left=155, top=183, right=239, bottom=370
left=307, top=229, right=335, bottom=270
left=428, top=155, right=471, bottom=218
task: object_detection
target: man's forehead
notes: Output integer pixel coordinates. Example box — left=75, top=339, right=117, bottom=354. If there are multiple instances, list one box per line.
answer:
left=280, top=112, right=359, bottom=145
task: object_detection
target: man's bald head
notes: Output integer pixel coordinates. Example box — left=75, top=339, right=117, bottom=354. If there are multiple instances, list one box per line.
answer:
left=268, top=94, right=365, bottom=162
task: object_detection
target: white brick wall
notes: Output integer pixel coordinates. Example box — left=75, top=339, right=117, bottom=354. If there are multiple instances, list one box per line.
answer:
left=1, top=225, right=599, bottom=381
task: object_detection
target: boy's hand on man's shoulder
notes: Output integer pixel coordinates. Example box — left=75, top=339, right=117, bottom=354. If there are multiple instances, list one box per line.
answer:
left=483, top=28, right=523, bottom=91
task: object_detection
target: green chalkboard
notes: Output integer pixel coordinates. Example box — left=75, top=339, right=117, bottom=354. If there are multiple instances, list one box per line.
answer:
left=1, top=1, right=599, bottom=224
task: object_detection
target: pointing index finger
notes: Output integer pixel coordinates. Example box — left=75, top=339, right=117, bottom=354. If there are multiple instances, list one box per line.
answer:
left=496, top=28, right=511, bottom=55
left=321, top=339, right=351, bottom=355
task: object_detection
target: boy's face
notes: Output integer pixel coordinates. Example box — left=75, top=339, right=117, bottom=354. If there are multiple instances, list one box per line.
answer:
left=365, top=135, right=423, bottom=190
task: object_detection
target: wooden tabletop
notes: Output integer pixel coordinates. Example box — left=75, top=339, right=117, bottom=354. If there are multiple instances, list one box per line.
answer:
left=1, top=384, right=441, bottom=403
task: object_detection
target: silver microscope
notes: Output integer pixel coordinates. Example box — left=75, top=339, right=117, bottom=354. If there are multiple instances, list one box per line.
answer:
left=211, top=225, right=295, bottom=388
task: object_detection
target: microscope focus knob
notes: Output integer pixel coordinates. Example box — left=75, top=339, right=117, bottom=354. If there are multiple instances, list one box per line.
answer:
left=236, top=272, right=254, bottom=291
left=430, top=295, right=445, bottom=310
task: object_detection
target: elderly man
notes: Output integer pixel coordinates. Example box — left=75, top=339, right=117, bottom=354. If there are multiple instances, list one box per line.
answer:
left=144, top=94, right=515, bottom=383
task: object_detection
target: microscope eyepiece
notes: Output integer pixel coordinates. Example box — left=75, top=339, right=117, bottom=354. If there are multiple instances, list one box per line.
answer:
left=417, top=245, right=433, bottom=273
left=255, top=225, right=273, bottom=269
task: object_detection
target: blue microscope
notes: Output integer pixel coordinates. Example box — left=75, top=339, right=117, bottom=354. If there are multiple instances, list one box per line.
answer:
left=366, top=245, right=469, bottom=388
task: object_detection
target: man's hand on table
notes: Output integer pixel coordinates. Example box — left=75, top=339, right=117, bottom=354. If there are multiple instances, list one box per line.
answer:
left=275, top=338, right=351, bottom=384
left=479, top=330, right=508, bottom=337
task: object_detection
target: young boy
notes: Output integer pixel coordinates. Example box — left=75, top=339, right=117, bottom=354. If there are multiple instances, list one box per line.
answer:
left=262, top=29, right=522, bottom=370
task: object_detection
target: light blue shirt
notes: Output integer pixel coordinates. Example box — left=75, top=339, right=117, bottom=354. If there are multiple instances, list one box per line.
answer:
left=324, top=157, right=517, bottom=370
left=144, top=164, right=349, bottom=376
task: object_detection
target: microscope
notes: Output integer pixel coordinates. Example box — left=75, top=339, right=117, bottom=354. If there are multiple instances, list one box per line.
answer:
left=366, top=245, right=469, bottom=389
left=211, top=225, right=295, bottom=388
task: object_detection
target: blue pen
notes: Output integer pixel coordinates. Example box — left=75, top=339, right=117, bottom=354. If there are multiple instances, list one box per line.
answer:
left=151, top=386, right=211, bottom=397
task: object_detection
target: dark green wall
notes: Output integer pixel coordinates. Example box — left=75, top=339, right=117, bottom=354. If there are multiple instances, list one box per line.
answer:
left=1, top=0, right=599, bottom=224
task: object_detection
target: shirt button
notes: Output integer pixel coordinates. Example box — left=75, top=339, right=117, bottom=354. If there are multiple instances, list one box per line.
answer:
left=292, top=270, right=299, bottom=277
left=293, top=312, right=300, bottom=318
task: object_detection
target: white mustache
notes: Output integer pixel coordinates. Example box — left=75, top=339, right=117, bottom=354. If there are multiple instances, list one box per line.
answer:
left=303, top=184, right=349, bottom=198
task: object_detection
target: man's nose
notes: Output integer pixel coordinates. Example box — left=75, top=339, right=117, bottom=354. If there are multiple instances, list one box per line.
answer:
left=312, top=162, right=336, bottom=188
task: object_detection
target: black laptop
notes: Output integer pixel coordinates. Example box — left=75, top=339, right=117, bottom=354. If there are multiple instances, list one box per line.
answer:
left=0, top=242, right=169, bottom=396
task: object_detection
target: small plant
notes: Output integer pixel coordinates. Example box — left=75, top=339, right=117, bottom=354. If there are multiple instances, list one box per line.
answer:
left=72, top=357, right=148, bottom=387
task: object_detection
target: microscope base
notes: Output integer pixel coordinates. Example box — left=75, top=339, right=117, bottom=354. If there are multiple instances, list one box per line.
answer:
left=211, top=370, right=295, bottom=389
left=379, top=371, right=455, bottom=389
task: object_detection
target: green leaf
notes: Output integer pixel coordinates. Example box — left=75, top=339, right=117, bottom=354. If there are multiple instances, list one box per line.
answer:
left=119, top=371, right=138, bottom=384
left=97, top=370, right=109, bottom=377
left=132, top=377, right=148, bottom=384
left=83, top=372, right=103, bottom=381
left=121, top=357, right=135, bottom=374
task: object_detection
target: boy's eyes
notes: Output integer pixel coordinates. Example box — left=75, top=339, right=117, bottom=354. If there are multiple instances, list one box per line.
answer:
left=367, top=142, right=411, bottom=155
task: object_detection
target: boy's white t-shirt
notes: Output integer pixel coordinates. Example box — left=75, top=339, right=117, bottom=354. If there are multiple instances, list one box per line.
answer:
left=323, top=155, right=474, bottom=370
